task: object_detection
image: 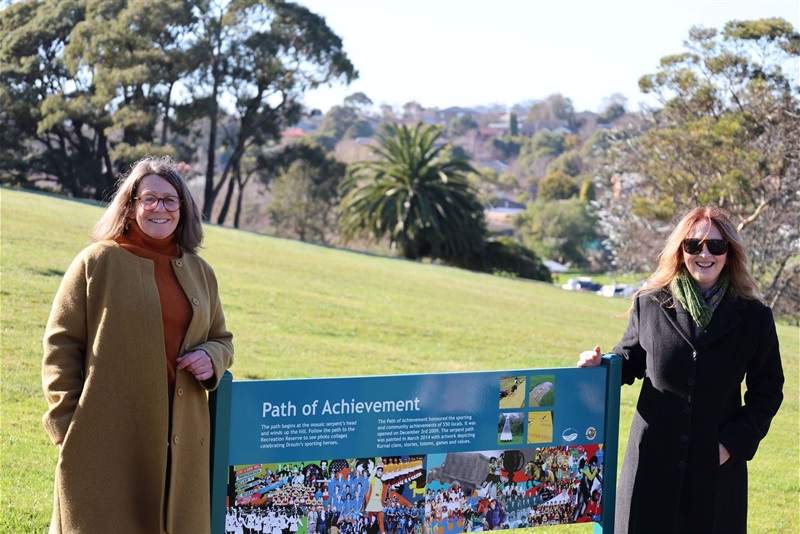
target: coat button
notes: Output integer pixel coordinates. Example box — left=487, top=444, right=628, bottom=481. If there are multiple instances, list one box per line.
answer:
left=687, top=378, right=695, bottom=387
left=184, top=343, right=190, bottom=351
left=692, top=350, right=697, bottom=359
left=680, top=434, right=689, bottom=443
left=192, top=297, right=199, bottom=305
left=684, top=406, right=691, bottom=414
left=678, top=460, right=687, bottom=469
left=175, top=260, right=183, bottom=267
left=173, top=435, right=179, bottom=444
left=177, top=387, right=184, bottom=397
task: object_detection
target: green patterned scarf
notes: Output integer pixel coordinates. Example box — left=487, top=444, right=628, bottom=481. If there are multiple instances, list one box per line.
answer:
left=671, top=269, right=729, bottom=331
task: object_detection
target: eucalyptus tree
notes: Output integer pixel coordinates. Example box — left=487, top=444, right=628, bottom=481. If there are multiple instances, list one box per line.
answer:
left=1, top=0, right=355, bottom=215
left=0, top=0, right=192, bottom=198
left=184, top=0, right=356, bottom=221
left=338, top=122, right=486, bottom=264
left=596, top=18, right=800, bottom=315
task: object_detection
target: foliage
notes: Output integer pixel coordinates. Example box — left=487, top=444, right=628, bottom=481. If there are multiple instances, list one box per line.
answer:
left=538, top=171, right=579, bottom=202
left=509, top=112, right=519, bottom=136
left=313, top=104, right=373, bottom=150
left=596, top=17, right=800, bottom=316
left=466, top=237, right=551, bottom=282
left=598, top=93, right=628, bottom=123
left=579, top=178, right=596, bottom=202
left=526, top=131, right=567, bottom=159
left=343, top=91, right=373, bottom=111
left=0, top=0, right=185, bottom=198
left=266, top=143, right=346, bottom=244
left=338, top=122, right=486, bottom=264
left=525, top=93, right=576, bottom=128
left=0, top=0, right=356, bottom=220
left=490, top=136, right=522, bottom=160
left=515, top=198, right=598, bottom=266
left=446, top=113, right=478, bottom=137
left=516, top=131, right=567, bottom=177
left=546, top=150, right=584, bottom=177
left=187, top=0, right=356, bottom=221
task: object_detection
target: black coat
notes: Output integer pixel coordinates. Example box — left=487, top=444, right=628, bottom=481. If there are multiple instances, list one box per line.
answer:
left=613, top=289, right=783, bottom=534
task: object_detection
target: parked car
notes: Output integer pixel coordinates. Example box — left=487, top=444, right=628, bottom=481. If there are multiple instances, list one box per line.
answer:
left=597, top=284, right=638, bottom=298
left=561, top=278, right=602, bottom=292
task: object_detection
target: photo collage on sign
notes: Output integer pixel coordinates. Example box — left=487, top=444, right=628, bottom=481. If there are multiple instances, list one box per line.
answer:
left=226, top=443, right=604, bottom=533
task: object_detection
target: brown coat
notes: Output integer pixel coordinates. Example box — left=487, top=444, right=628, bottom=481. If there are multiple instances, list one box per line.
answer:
left=42, top=241, right=234, bottom=533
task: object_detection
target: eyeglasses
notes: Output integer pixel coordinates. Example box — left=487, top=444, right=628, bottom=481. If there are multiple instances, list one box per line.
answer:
left=682, top=238, right=729, bottom=256
left=134, top=194, right=181, bottom=212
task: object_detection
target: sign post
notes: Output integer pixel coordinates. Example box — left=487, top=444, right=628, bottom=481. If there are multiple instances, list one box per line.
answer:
left=210, top=357, right=621, bottom=533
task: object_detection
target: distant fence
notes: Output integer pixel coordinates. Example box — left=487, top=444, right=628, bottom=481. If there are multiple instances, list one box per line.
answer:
left=210, top=355, right=621, bottom=533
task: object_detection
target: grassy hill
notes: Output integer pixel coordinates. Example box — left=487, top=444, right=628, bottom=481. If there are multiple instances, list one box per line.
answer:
left=1, top=187, right=797, bottom=533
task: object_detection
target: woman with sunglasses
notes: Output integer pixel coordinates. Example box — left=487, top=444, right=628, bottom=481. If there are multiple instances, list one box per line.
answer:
left=42, top=156, right=234, bottom=533
left=577, top=206, right=783, bottom=533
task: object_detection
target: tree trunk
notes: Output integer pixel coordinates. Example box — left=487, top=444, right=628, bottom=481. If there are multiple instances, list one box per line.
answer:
left=161, top=82, right=174, bottom=146
left=217, top=165, right=237, bottom=225
left=233, top=173, right=251, bottom=229
left=98, top=129, right=116, bottom=200
left=203, top=60, right=221, bottom=221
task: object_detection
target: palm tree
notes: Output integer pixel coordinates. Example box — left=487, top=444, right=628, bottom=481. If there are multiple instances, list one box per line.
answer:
left=338, top=122, right=486, bottom=263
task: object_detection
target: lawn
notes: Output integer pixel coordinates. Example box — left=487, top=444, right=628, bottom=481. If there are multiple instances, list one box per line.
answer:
left=1, top=187, right=797, bottom=533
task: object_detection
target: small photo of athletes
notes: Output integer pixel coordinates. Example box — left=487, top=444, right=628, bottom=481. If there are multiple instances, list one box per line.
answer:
left=225, top=456, right=427, bottom=534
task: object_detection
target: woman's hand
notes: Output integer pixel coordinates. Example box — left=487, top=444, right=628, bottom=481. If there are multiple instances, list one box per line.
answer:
left=719, top=443, right=731, bottom=465
left=177, top=349, right=214, bottom=382
left=577, top=346, right=603, bottom=367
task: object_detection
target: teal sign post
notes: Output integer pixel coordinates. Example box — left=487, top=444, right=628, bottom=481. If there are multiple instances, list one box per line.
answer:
left=210, top=355, right=621, bottom=533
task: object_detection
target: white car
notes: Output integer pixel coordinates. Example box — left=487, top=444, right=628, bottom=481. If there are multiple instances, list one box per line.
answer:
left=597, top=284, right=638, bottom=297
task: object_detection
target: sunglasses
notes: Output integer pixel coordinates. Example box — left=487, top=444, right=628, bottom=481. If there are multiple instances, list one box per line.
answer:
left=682, top=238, right=729, bottom=256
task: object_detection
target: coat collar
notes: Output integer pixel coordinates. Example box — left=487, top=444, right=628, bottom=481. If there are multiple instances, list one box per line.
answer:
left=655, top=288, right=746, bottom=349
left=698, top=291, right=746, bottom=347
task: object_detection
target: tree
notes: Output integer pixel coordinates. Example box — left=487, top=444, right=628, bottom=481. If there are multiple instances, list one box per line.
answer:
left=526, top=93, right=576, bottom=128
left=0, top=0, right=356, bottom=217
left=446, top=114, right=478, bottom=137
left=546, top=150, right=583, bottom=177
left=338, top=122, right=486, bottom=263
left=598, top=93, right=627, bottom=123
left=538, top=171, right=578, bottom=202
left=313, top=104, right=373, bottom=150
left=0, top=0, right=182, bottom=198
left=186, top=0, right=357, bottom=222
left=509, top=112, right=519, bottom=136
left=515, top=198, right=598, bottom=266
left=267, top=145, right=345, bottom=243
left=596, top=18, right=800, bottom=315
left=516, top=131, right=566, bottom=177
left=343, top=91, right=373, bottom=112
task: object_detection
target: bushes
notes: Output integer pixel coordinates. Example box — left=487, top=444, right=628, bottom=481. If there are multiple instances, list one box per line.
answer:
left=466, top=237, right=552, bottom=282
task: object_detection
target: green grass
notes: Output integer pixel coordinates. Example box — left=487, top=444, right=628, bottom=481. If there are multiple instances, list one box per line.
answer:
left=2, top=187, right=798, bottom=533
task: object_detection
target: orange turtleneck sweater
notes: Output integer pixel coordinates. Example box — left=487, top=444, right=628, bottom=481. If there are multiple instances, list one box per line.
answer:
left=116, top=222, right=193, bottom=400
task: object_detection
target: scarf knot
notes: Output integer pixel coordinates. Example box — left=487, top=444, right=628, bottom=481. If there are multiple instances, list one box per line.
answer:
left=671, top=270, right=728, bottom=331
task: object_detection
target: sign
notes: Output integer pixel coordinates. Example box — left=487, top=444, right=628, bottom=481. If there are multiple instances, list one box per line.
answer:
left=210, top=356, right=621, bottom=533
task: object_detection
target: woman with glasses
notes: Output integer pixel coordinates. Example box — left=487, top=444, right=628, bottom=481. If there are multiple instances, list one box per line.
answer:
left=42, top=156, right=234, bottom=533
left=577, top=206, right=783, bottom=533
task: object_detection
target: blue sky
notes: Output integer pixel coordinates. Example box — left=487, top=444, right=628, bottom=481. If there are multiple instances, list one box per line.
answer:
left=293, top=0, right=799, bottom=114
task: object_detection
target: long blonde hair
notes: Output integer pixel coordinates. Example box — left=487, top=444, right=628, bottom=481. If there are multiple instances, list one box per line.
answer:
left=639, top=206, right=761, bottom=301
left=90, top=156, right=203, bottom=253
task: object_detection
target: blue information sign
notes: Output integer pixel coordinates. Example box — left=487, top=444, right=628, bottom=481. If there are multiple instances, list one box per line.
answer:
left=210, top=357, right=621, bottom=533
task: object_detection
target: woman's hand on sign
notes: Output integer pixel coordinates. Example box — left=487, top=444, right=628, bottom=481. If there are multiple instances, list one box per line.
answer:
left=177, top=349, right=214, bottom=382
left=577, top=346, right=603, bottom=367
